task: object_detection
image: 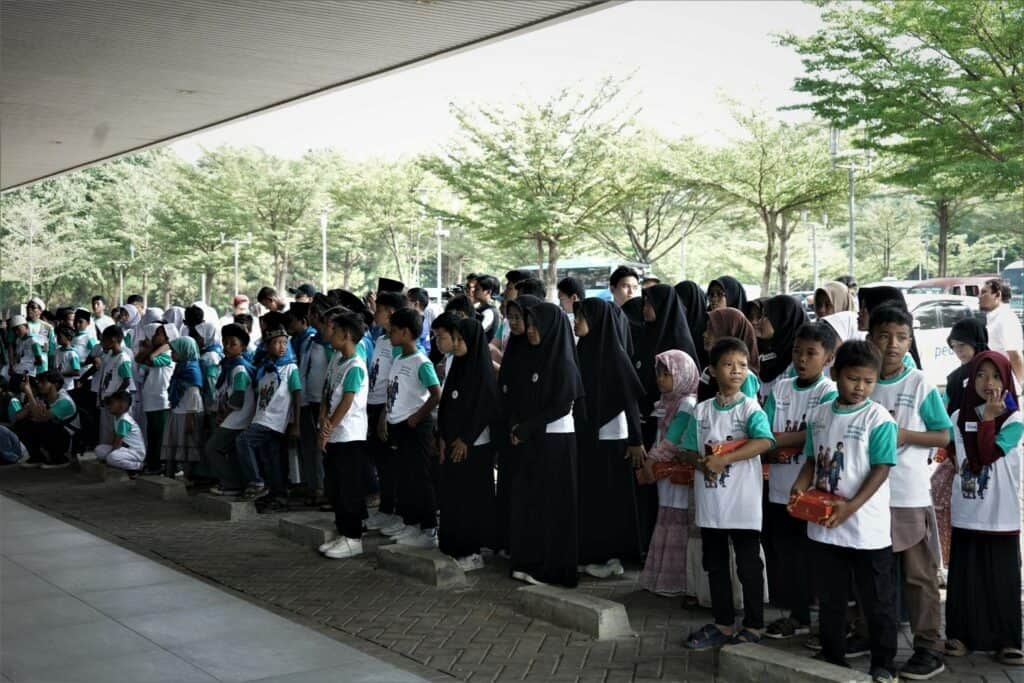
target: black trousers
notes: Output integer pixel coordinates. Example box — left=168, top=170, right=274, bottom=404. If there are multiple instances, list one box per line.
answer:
left=14, top=420, right=70, bottom=463
left=701, top=528, right=764, bottom=630
left=389, top=418, right=437, bottom=529
left=812, top=540, right=897, bottom=672
left=765, top=502, right=815, bottom=624
left=323, top=441, right=368, bottom=539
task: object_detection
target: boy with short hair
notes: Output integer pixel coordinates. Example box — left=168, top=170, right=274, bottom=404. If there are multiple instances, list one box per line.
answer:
left=235, top=326, right=302, bottom=506
left=473, top=275, right=501, bottom=340
left=54, top=326, right=81, bottom=392
left=94, top=390, right=146, bottom=473
left=71, top=310, right=97, bottom=363
left=206, top=324, right=257, bottom=495
left=681, top=337, right=776, bottom=650
left=790, top=340, right=899, bottom=682
left=12, top=370, right=78, bottom=469
left=867, top=305, right=952, bottom=680
left=9, top=315, right=44, bottom=382
left=379, top=307, right=442, bottom=548
left=763, top=322, right=839, bottom=639
left=318, top=310, right=369, bottom=559
left=286, top=303, right=327, bottom=502
left=97, top=325, right=135, bottom=445
left=136, top=323, right=175, bottom=475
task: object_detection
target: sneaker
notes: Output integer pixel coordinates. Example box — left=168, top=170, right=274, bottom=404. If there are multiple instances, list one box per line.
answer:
left=900, top=648, right=944, bottom=680
left=606, top=558, right=625, bottom=576
left=209, top=485, right=242, bottom=496
left=366, top=511, right=398, bottom=530
left=511, top=570, right=546, bottom=586
left=846, top=635, right=871, bottom=659
left=319, top=536, right=345, bottom=553
left=467, top=553, right=485, bottom=571
left=380, top=520, right=409, bottom=536
left=239, top=484, right=269, bottom=501
left=389, top=525, right=421, bottom=541
left=804, top=635, right=822, bottom=651
left=869, top=667, right=898, bottom=683
left=764, top=616, right=811, bottom=640
left=258, top=498, right=289, bottom=513
left=325, top=538, right=365, bottom=559
left=398, top=528, right=438, bottom=548
left=19, top=457, right=45, bottom=469
left=456, top=554, right=485, bottom=572
left=40, top=459, right=71, bottom=470
left=583, top=563, right=617, bottom=578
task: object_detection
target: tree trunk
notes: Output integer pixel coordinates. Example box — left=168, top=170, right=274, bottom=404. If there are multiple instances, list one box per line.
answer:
left=776, top=213, right=790, bottom=295
left=546, top=238, right=559, bottom=300
left=679, top=230, right=687, bottom=281
left=935, top=199, right=950, bottom=277
left=141, top=270, right=149, bottom=308
left=536, top=237, right=546, bottom=285
left=760, top=211, right=777, bottom=294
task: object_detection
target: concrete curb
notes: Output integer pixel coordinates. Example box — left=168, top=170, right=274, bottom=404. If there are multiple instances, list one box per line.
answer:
left=719, top=643, right=872, bottom=682
left=376, top=544, right=467, bottom=588
left=515, top=584, right=634, bottom=640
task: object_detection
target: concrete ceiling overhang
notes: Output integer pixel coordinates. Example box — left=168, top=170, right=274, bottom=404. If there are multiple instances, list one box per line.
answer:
left=1, top=0, right=609, bottom=190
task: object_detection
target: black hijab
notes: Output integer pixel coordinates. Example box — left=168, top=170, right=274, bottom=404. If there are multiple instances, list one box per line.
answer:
left=858, top=286, right=922, bottom=369
left=944, top=317, right=990, bottom=416
left=675, top=280, right=708, bottom=365
left=498, top=295, right=543, bottom=425
left=610, top=304, right=635, bottom=358
left=709, top=275, right=748, bottom=312
left=439, top=318, right=499, bottom=446
left=518, top=302, right=585, bottom=425
left=636, top=284, right=698, bottom=410
left=575, top=298, right=644, bottom=430
left=760, top=295, right=808, bottom=383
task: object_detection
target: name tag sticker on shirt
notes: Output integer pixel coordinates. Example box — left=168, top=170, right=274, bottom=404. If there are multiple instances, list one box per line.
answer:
left=965, top=421, right=978, bottom=433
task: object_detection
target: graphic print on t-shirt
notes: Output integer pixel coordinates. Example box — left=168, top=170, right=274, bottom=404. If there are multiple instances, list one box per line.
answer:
left=959, top=459, right=991, bottom=500
left=386, top=376, right=399, bottom=413
left=369, top=357, right=380, bottom=392
left=258, top=377, right=277, bottom=411
left=815, top=441, right=845, bottom=493
left=702, top=438, right=732, bottom=488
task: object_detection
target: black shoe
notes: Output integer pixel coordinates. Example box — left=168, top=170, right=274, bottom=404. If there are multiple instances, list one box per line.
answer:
left=846, top=635, right=871, bottom=659
left=141, top=467, right=163, bottom=476
left=19, top=457, right=45, bottom=469
left=869, top=667, right=898, bottom=683
left=900, top=648, right=944, bottom=680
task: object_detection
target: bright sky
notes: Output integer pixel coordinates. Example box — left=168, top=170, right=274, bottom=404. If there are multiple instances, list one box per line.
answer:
left=171, top=0, right=823, bottom=162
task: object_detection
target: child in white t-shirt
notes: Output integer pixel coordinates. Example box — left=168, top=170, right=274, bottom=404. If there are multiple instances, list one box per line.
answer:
left=762, top=322, right=838, bottom=639
left=97, top=325, right=135, bottom=445
left=364, top=292, right=404, bottom=528
left=680, top=337, right=774, bottom=650
left=790, top=340, right=898, bottom=679
left=54, top=326, right=82, bottom=392
left=95, top=391, right=146, bottom=473
left=206, top=324, right=256, bottom=496
left=867, top=305, right=952, bottom=680
left=946, top=351, right=1023, bottom=662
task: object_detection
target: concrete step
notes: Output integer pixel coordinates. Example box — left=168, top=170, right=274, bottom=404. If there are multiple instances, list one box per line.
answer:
left=191, top=493, right=258, bottom=521
left=278, top=513, right=337, bottom=549
left=515, top=584, right=634, bottom=640
left=135, top=476, right=187, bottom=501
left=77, top=459, right=131, bottom=483
left=719, top=643, right=871, bottom=682
left=376, top=544, right=467, bottom=588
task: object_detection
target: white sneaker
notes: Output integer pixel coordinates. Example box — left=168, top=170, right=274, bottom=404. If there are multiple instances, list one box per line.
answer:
left=511, top=570, right=547, bottom=586
left=455, top=553, right=484, bottom=572
left=583, top=563, right=616, bottom=579
left=365, top=512, right=396, bottom=530
left=606, top=558, right=625, bottom=576
left=319, top=536, right=344, bottom=553
left=398, top=528, right=438, bottom=548
left=381, top=520, right=409, bottom=536
left=325, top=538, right=364, bottom=559
left=389, top=525, right=421, bottom=541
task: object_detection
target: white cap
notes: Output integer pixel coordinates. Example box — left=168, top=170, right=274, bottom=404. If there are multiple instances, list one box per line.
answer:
left=9, top=315, right=27, bottom=327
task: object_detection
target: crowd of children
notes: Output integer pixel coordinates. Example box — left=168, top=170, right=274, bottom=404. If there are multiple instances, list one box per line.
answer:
left=2, top=271, right=1022, bottom=683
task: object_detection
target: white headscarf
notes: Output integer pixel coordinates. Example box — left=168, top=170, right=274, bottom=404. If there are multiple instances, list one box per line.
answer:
left=821, top=310, right=865, bottom=343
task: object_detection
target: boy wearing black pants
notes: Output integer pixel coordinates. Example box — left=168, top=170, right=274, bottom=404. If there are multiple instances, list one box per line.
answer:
left=318, top=310, right=370, bottom=559
left=790, top=341, right=900, bottom=682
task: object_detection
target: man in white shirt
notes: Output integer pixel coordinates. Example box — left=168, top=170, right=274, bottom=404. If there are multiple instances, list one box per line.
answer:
left=609, top=266, right=641, bottom=308
left=979, top=278, right=1024, bottom=388
left=90, top=295, right=114, bottom=335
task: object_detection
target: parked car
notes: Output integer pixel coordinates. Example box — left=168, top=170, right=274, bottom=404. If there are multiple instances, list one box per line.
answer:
left=860, top=277, right=919, bottom=294
left=906, top=275, right=1000, bottom=298
left=905, top=294, right=982, bottom=389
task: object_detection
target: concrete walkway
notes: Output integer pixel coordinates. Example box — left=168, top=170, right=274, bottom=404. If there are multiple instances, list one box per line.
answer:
left=0, top=494, right=429, bottom=683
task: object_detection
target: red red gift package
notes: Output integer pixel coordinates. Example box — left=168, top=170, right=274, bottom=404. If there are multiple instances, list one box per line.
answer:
left=787, top=489, right=845, bottom=525
left=636, top=461, right=695, bottom=486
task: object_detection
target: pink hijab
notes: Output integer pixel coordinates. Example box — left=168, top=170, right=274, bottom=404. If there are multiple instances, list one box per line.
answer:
left=654, top=349, right=700, bottom=434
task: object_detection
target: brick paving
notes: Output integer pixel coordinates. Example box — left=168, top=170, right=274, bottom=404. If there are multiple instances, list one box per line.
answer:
left=1, top=467, right=1021, bottom=683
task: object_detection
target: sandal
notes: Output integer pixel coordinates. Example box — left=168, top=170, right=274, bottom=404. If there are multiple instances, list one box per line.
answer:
left=764, top=616, right=811, bottom=640
left=685, top=624, right=730, bottom=651
left=944, top=639, right=968, bottom=657
left=999, top=647, right=1024, bottom=665
left=727, top=628, right=762, bottom=645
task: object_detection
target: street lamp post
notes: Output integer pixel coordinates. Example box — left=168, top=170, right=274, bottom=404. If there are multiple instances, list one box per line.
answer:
left=995, top=247, right=1007, bottom=274
left=220, top=233, right=253, bottom=298
left=112, top=262, right=129, bottom=306
left=829, top=127, right=872, bottom=279
left=801, top=210, right=827, bottom=291
left=435, top=218, right=450, bottom=294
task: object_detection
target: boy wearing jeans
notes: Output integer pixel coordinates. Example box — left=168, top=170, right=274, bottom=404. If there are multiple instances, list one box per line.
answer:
left=791, top=341, right=899, bottom=682
left=378, top=307, right=441, bottom=548
left=235, top=326, right=301, bottom=504
left=868, top=305, right=952, bottom=680
left=681, top=337, right=775, bottom=650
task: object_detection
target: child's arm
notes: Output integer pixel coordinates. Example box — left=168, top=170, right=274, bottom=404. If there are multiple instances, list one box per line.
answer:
left=320, top=393, right=355, bottom=440
left=705, top=438, right=773, bottom=474
left=408, top=385, right=440, bottom=428
left=825, top=464, right=891, bottom=528
left=790, top=458, right=815, bottom=497
left=898, top=388, right=954, bottom=448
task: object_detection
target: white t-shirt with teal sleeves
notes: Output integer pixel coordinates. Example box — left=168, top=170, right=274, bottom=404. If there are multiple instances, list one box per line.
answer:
left=55, top=346, right=81, bottom=391
left=13, top=335, right=44, bottom=375
left=218, top=364, right=256, bottom=431
left=763, top=375, right=838, bottom=504
left=385, top=350, right=440, bottom=425
left=805, top=399, right=897, bottom=550
left=98, top=348, right=134, bottom=401
left=367, top=335, right=394, bottom=406
left=71, top=331, right=97, bottom=364
left=323, top=353, right=368, bottom=443
left=660, top=395, right=698, bottom=510
left=870, top=366, right=953, bottom=508
left=114, top=412, right=146, bottom=454
left=141, top=351, right=173, bottom=412
left=950, top=408, right=1023, bottom=533
left=252, top=363, right=302, bottom=433
left=682, top=395, right=774, bottom=530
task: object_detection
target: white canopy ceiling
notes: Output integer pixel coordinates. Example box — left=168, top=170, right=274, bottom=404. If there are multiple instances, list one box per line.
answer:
left=0, top=0, right=606, bottom=190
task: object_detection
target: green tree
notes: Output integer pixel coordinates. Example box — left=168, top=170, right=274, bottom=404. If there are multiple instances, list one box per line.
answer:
left=855, top=194, right=928, bottom=281
left=421, top=79, right=634, bottom=288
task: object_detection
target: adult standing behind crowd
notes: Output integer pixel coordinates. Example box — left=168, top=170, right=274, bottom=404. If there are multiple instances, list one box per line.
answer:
left=979, top=278, right=1024, bottom=389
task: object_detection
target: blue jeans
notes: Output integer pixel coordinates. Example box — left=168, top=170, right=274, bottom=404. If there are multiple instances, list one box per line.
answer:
left=235, top=423, right=285, bottom=495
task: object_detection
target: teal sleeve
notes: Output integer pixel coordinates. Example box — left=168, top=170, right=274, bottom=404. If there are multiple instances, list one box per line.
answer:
left=342, top=365, right=366, bottom=393
left=115, top=418, right=132, bottom=438
left=418, top=361, right=440, bottom=388
left=151, top=352, right=172, bottom=367
left=741, top=373, right=760, bottom=399
left=763, top=393, right=776, bottom=427
left=205, top=365, right=220, bottom=380
left=50, top=398, right=76, bottom=420
left=820, top=390, right=839, bottom=405
left=745, top=409, right=776, bottom=445
left=903, top=352, right=915, bottom=369
left=391, top=346, right=403, bottom=359
left=8, top=399, right=22, bottom=422
left=117, top=360, right=132, bottom=379
left=682, top=417, right=699, bottom=452
left=665, top=411, right=694, bottom=446
left=996, top=422, right=1024, bottom=455
left=87, top=338, right=97, bottom=350
left=32, top=342, right=43, bottom=359
left=287, top=368, right=303, bottom=393
left=868, top=421, right=898, bottom=465
left=70, top=355, right=81, bottom=370
left=232, top=371, right=251, bottom=391
left=919, top=389, right=953, bottom=431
